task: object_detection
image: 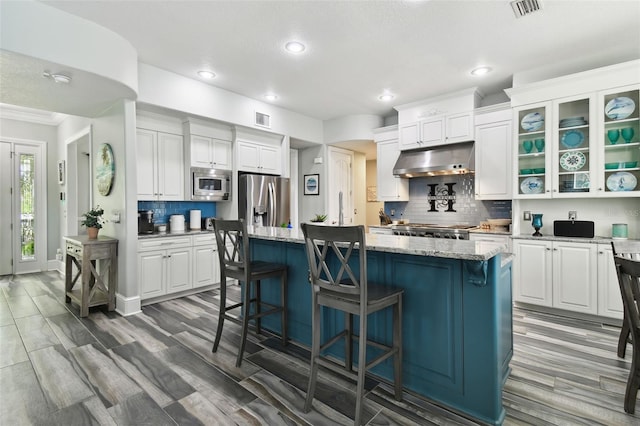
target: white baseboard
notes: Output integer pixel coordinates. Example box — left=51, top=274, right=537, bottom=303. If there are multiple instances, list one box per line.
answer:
left=47, top=259, right=64, bottom=273
left=115, top=293, right=142, bottom=316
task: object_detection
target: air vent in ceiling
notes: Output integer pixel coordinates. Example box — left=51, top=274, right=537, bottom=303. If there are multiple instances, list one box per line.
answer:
left=255, top=111, right=271, bottom=128
left=511, top=0, right=542, bottom=18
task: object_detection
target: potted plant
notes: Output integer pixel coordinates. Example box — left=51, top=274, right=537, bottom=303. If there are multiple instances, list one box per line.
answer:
left=310, top=214, right=327, bottom=223
left=81, top=206, right=105, bottom=239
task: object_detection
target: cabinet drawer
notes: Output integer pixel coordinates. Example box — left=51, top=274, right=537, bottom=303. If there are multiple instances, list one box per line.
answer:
left=138, top=237, right=192, bottom=251
left=193, top=233, right=217, bottom=246
left=66, top=242, right=82, bottom=257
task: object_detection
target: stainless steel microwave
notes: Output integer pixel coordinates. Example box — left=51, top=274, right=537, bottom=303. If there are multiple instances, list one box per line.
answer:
left=191, top=167, right=231, bottom=201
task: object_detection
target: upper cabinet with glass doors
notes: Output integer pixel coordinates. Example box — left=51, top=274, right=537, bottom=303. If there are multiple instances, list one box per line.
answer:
left=553, top=94, right=595, bottom=197
left=597, top=85, right=639, bottom=196
left=514, top=102, right=552, bottom=198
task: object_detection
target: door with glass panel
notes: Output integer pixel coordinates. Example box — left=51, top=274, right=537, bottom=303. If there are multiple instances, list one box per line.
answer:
left=6, top=143, right=47, bottom=274
left=0, top=142, right=11, bottom=275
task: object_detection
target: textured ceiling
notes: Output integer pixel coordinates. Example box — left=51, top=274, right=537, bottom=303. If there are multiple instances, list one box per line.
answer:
left=33, top=0, right=639, bottom=122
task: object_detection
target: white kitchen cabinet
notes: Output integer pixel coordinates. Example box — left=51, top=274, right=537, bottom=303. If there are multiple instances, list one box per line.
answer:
left=513, top=239, right=553, bottom=306
left=190, top=135, right=231, bottom=170
left=474, top=107, right=512, bottom=200
left=508, top=62, right=640, bottom=199
left=192, top=233, right=220, bottom=289
left=513, top=239, right=598, bottom=315
left=136, top=128, right=184, bottom=201
left=597, top=244, right=623, bottom=319
left=237, top=140, right=281, bottom=174
left=138, top=237, right=192, bottom=299
left=469, top=233, right=511, bottom=253
left=375, top=139, right=409, bottom=201
left=399, top=111, right=473, bottom=151
left=369, top=226, right=393, bottom=235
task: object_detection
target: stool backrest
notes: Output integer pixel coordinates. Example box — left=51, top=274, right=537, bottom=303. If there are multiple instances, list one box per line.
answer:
left=614, top=256, right=640, bottom=339
left=612, top=240, right=640, bottom=260
left=301, top=223, right=366, bottom=299
left=213, top=219, right=250, bottom=277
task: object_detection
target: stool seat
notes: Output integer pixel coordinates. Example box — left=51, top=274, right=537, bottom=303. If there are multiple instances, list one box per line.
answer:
left=301, top=223, right=403, bottom=425
left=212, top=219, right=288, bottom=367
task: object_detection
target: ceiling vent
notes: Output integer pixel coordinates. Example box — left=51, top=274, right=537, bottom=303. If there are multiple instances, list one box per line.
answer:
left=255, top=111, right=271, bottom=128
left=511, top=0, right=542, bottom=18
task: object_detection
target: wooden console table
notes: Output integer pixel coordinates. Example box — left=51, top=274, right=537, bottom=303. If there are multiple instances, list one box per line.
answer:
left=64, top=235, right=118, bottom=317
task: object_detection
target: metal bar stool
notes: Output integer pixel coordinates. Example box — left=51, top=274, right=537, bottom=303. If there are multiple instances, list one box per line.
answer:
left=612, top=240, right=640, bottom=358
left=212, top=219, right=288, bottom=367
left=301, top=223, right=403, bottom=425
left=613, top=255, right=640, bottom=413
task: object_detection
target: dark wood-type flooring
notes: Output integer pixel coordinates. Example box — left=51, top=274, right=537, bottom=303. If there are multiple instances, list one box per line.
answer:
left=1, top=272, right=639, bottom=425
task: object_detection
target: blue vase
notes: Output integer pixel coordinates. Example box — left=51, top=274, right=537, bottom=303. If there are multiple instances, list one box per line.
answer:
left=531, top=214, right=543, bottom=236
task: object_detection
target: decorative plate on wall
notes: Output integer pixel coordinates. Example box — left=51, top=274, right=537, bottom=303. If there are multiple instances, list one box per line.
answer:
left=96, top=143, right=115, bottom=196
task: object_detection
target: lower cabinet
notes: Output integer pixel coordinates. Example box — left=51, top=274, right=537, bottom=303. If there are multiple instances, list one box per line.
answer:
left=192, top=233, right=220, bottom=289
left=597, top=243, right=624, bottom=319
left=468, top=233, right=512, bottom=253
left=513, top=239, right=598, bottom=315
left=139, top=236, right=192, bottom=299
left=139, top=234, right=222, bottom=300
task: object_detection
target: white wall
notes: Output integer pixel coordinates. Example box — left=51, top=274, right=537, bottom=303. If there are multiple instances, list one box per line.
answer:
left=513, top=198, right=640, bottom=239
left=298, top=145, right=326, bottom=224
left=366, top=159, right=383, bottom=229
left=353, top=152, right=366, bottom=227
left=0, top=118, right=59, bottom=259
left=138, top=63, right=324, bottom=143
left=323, top=114, right=383, bottom=144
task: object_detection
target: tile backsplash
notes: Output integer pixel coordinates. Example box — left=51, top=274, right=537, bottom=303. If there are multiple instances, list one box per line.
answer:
left=384, top=175, right=511, bottom=225
left=138, top=201, right=216, bottom=225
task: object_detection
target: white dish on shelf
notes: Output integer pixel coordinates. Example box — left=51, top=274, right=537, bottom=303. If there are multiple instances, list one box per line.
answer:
left=606, top=172, right=637, bottom=192
left=605, top=97, right=635, bottom=120
left=520, top=177, right=544, bottom=194
left=559, top=151, right=586, bottom=171
left=521, top=112, right=544, bottom=132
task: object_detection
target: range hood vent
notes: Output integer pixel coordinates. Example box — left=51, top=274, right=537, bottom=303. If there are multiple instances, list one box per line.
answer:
left=393, top=141, right=475, bottom=178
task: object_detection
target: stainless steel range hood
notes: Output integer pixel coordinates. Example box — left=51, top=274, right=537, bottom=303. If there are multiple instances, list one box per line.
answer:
left=393, top=141, right=475, bottom=177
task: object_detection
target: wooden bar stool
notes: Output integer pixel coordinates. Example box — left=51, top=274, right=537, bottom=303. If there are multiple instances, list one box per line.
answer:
left=301, top=223, right=403, bottom=425
left=613, top=255, right=640, bottom=413
left=212, top=219, right=288, bottom=367
left=612, top=240, right=640, bottom=358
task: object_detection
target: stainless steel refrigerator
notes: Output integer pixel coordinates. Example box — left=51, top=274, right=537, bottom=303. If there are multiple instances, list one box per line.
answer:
left=238, top=174, right=290, bottom=227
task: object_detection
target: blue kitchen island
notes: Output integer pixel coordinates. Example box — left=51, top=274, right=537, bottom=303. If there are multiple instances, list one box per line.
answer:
left=247, top=227, right=513, bottom=425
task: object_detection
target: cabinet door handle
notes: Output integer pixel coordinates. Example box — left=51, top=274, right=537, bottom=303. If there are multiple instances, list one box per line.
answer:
left=546, top=248, right=551, bottom=251
left=553, top=248, right=558, bottom=251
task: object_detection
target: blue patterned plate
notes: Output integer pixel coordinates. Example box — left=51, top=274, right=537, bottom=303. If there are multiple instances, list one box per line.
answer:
left=561, top=130, right=584, bottom=149
left=606, top=172, right=637, bottom=191
left=520, top=177, right=544, bottom=194
left=605, top=97, right=635, bottom=120
left=521, top=112, right=544, bottom=132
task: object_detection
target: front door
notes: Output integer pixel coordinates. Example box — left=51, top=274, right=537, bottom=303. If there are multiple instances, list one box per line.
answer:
left=0, top=141, right=47, bottom=275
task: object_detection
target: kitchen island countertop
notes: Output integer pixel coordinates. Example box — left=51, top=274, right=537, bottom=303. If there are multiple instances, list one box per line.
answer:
left=249, top=226, right=506, bottom=261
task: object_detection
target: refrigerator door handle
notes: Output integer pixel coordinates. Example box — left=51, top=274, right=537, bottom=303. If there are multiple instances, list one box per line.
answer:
left=269, top=182, right=276, bottom=227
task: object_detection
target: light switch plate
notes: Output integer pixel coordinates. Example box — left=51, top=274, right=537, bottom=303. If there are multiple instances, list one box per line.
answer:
left=523, top=211, right=531, bottom=221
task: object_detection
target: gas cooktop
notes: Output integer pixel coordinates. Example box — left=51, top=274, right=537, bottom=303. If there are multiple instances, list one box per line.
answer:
left=391, top=223, right=478, bottom=239
left=392, top=223, right=477, bottom=230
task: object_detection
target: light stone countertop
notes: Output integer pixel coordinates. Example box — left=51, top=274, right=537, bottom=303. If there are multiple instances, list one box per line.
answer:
left=512, top=234, right=637, bottom=244
left=137, top=229, right=213, bottom=239
left=248, top=226, right=506, bottom=261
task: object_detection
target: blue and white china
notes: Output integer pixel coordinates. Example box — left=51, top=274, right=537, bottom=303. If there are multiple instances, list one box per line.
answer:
left=521, top=112, right=544, bottom=132
left=559, top=116, right=587, bottom=128
left=559, top=151, right=586, bottom=171
left=606, top=172, right=637, bottom=192
left=561, top=130, right=584, bottom=148
left=520, top=177, right=544, bottom=194
left=605, top=97, right=636, bottom=120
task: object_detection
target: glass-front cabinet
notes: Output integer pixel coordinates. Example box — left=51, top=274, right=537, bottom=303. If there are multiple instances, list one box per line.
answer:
left=553, top=94, right=595, bottom=197
left=598, top=85, right=639, bottom=196
left=514, top=102, right=551, bottom=198
left=514, top=85, right=640, bottom=198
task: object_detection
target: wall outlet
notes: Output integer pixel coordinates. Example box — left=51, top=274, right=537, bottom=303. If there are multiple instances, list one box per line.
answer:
left=390, top=209, right=395, bottom=216
left=523, top=211, right=531, bottom=221
left=568, top=211, right=577, bottom=220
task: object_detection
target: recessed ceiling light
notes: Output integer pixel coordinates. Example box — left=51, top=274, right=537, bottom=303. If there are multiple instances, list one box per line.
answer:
left=285, top=41, right=306, bottom=53
left=264, top=94, right=278, bottom=101
left=42, top=71, right=71, bottom=84
left=470, top=66, right=492, bottom=76
left=378, top=93, right=395, bottom=102
left=198, top=70, right=216, bottom=79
